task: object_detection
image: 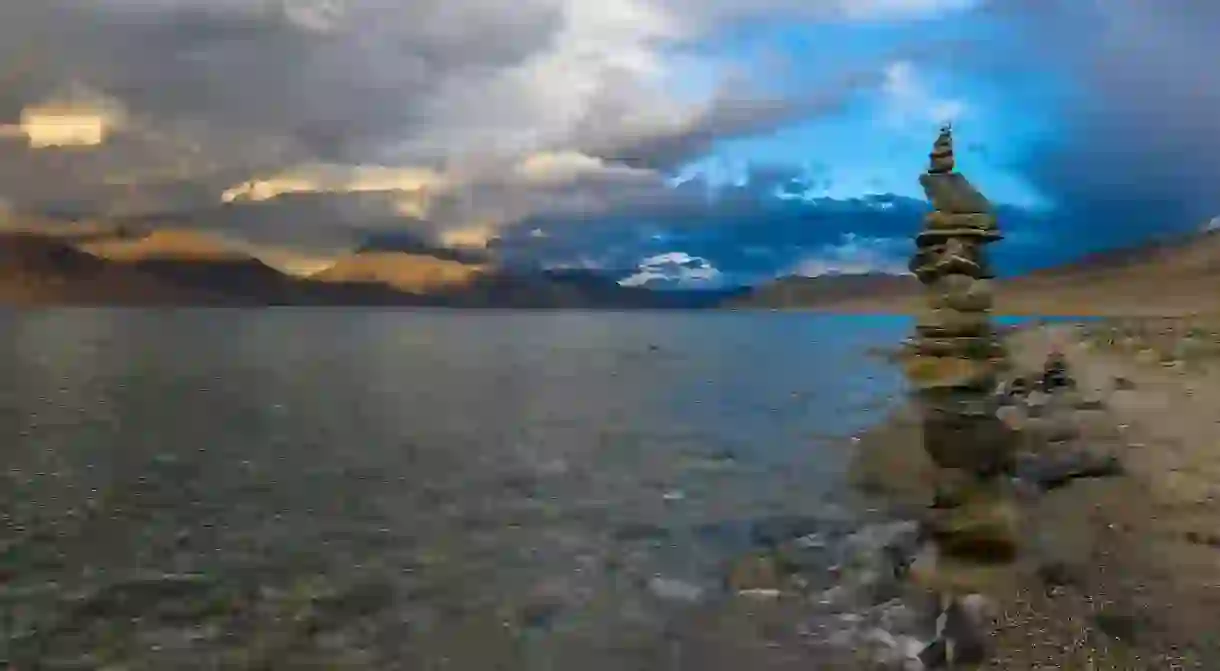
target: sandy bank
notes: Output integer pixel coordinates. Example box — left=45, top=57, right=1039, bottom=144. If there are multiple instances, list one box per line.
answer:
left=852, top=319, right=1220, bottom=667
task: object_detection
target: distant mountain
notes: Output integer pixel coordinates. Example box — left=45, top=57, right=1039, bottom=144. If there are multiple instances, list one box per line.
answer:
left=356, top=231, right=491, bottom=264
left=310, top=250, right=485, bottom=295
left=0, top=226, right=734, bottom=308
left=79, top=229, right=308, bottom=303
left=734, top=226, right=1220, bottom=316
left=726, top=272, right=919, bottom=310
left=0, top=232, right=233, bottom=306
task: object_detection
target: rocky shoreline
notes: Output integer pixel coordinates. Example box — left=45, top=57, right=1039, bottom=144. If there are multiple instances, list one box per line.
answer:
left=845, top=319, right=1220, bottom=668
left=688, top=318, right=1220, bottom=669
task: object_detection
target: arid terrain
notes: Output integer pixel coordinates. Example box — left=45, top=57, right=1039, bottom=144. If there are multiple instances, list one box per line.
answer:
left=850, top=317, right=1220, bottom=667
left=735, top=228, right=1220, bottom=316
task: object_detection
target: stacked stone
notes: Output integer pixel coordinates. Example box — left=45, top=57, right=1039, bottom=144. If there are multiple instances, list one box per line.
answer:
left=902, top=127, right=1019, bottom=650
left=908, top=123, right=1004, bottom=379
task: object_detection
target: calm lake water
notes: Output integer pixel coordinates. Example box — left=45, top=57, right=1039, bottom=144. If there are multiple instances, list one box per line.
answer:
left=0, top=310, right=915, bottom=669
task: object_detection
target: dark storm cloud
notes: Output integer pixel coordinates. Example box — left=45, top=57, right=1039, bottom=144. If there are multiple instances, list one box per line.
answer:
left=576, top=72, right=884, bottom=170
left=0, top=1, right=562, bottom=162
left=993, top=0, right=1220, bottom=246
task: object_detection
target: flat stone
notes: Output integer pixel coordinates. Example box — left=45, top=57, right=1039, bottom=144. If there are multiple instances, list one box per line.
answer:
left=924, top=211, right=996, bottom=231
left=925, top=496, right=1020, bottom=561
left=908, top=337, right=1004, bottom=360
left=916, top=229, right=1003, bottom=245
left=919, top=172, right=992, bottom=214
left=930, top=158, right=954, bottom=174
left=907, top=545, right=1019, bottom=595
left=916, top=308, right=992, bottom=337
left=919, top=405, right=1018, bottom=473
left=726, top=554, right=785, bottom=593
left=904, top=355, right=1001, bottom=391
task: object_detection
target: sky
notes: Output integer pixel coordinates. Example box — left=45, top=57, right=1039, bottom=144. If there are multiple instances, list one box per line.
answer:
left=0, top=0, right=1217, bottom=287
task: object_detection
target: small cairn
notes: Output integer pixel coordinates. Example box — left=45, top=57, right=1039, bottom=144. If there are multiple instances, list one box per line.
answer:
left=902, top=124, right=1018, bottom=666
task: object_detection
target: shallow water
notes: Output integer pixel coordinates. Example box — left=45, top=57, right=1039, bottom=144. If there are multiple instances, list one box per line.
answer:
left=0, top=310, right=913, bottom=669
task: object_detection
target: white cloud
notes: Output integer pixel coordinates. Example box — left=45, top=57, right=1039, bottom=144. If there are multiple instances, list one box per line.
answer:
left=880, top=60, right=967, bottom=130
left=790, top=233, right=910, bottom=276
left=834, top=0, right=977, bottom=20
left=619, top=251, right=723, bottom=287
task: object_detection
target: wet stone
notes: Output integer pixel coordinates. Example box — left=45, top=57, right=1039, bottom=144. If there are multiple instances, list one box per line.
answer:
left=725, top=555, right=785, bottom=594
left=612, top=522, right=671, bottom=543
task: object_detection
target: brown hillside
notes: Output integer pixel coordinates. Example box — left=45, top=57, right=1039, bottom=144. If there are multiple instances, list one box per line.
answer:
left=79, top=228, right=303, bottom=302
left=727, top=273, right=921, bottom=311
left=79, top=228, right=250, bottom=262
left=310, top=251, right=485, bottom=293
left=0, top=232, right=232, bottom=305
left=739, top=230, right=1220, bottom=316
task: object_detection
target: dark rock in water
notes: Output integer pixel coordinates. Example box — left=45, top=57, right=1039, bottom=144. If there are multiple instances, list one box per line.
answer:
left=748, top=515, right=826, bottom=548
left=835, top=521, right=923, bottom=604
left=517, top=600, right=563, bottom=631
left=613, top=522, right=672, bottom=543
left=62, top=572, right=217, bottom=622
left=725, top=554, right=785, bottom=594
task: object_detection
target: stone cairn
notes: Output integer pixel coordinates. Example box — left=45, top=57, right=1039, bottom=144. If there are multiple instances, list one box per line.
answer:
left=903, top=124, right=1019, bottom=665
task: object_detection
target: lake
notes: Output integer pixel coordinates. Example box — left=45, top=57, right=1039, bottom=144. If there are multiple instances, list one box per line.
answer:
left=0, top=310, right=915, bottom=669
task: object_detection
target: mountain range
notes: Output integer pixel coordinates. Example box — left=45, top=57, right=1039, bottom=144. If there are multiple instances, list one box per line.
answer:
left=0, top=223, right=737, bottom=308
left=732, top=226, right=1220, bottom=316
left=2, top=210, right=1218, bottom=315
